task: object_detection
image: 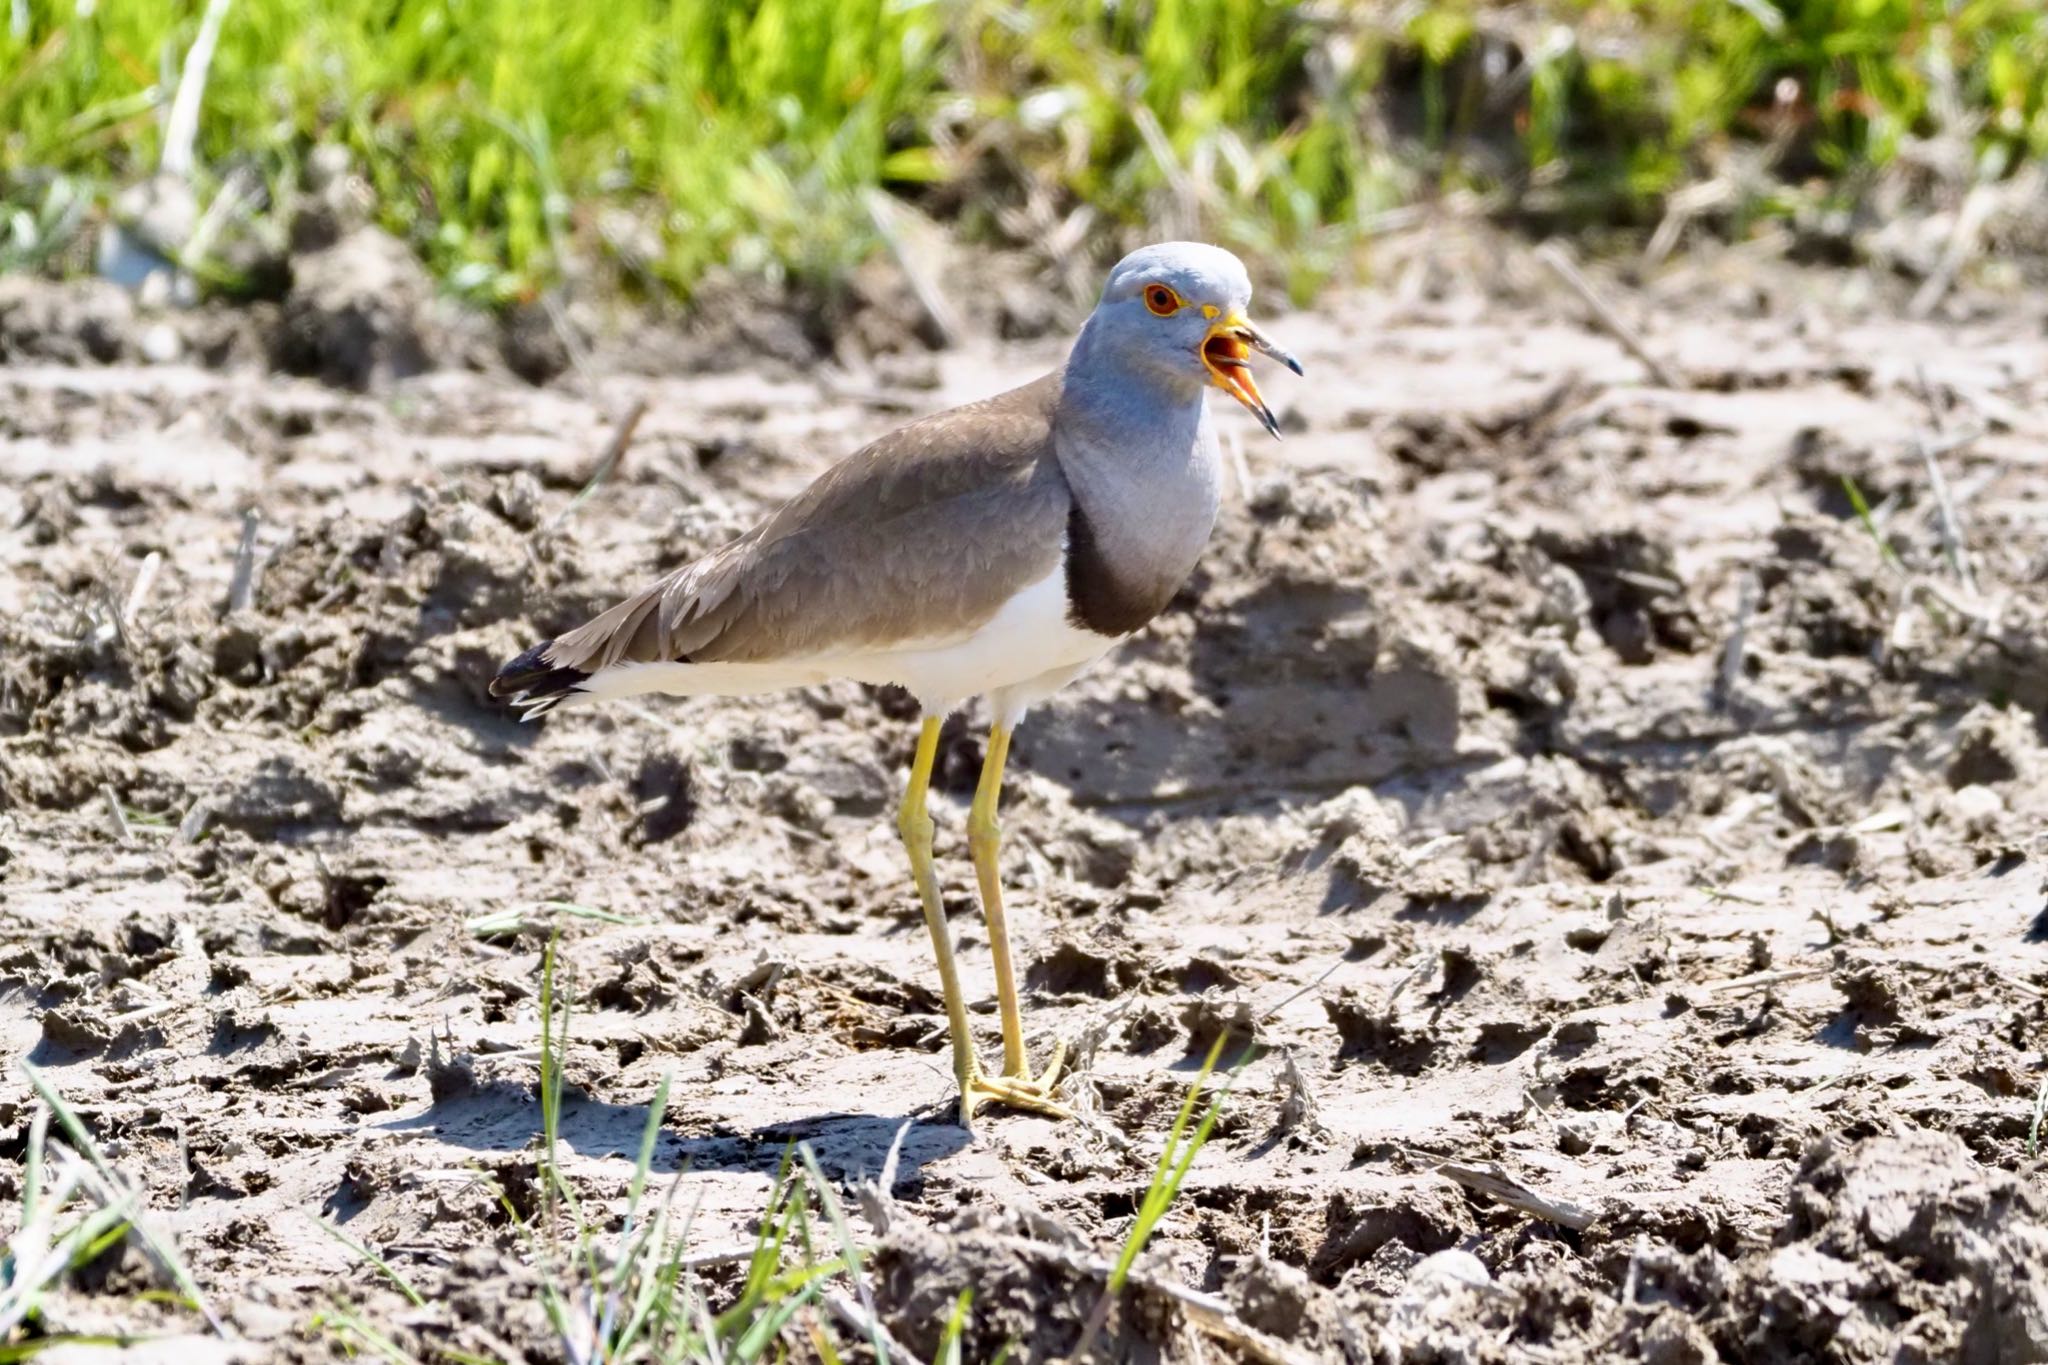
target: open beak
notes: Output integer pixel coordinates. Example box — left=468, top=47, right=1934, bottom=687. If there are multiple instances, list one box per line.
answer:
left=1201, top=311, right=1302, bottom=439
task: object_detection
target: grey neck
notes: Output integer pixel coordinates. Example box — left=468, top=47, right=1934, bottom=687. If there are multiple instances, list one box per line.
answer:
left=1053, top=317, right=1222, bottom=636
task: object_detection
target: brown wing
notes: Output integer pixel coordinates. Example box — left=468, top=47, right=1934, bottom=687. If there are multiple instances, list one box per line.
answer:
left=546, top=373, right=1072, bottom=672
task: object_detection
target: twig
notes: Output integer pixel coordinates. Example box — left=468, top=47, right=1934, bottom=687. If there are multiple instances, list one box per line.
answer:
left=159, top=0, right=233, bottom=181
left=1007, top=1236, right=1313, bottom=1365
left=175, top=798, right=214, bottom=845
left=1999, top=973, right=2047, bottom=1002
left=96, top=587, right=131, bottom=656
left=1223, top=426, right=1253, bottom=505
left=1647, top=179, right=1735, bottom=266
left=541, top=294, right=599, bottom=395
left=1909, top=178, right=1997, bottom=319
left=1620, top=1233, right=1651, bottom=1307
left=1911, top=367, right=1979, bottom=596
left=1609, top=569, right=1684, bottom=597
left=548, top=400, right=649, bottom=531
left=864, top=190, right=962, bottom=348
left=1260, top=958, right=1343, bottom=1022
left=1131, top=106, right=1199, bottom=242
left=1273, top=1049, right=1331, bottom=1150
left=1918, top=425, right=1987, bottom=462
left=1534, top=242, right=1682, bottom=389
left=122, top=551, right=163, bottom=628
left=226, top=509, right=260, bottom=614
left=1434, top=1159, right=1597, bottom=1232
left=1708, top=967, right=1828, bottom=995
left=101, top=786, right=132, bottom=845
left=1910, top=576, right=2000, bottom=628
left=1716, top=571, right=1758, bottom=707
left=1356, top=188, right=1510, bottom=241
left=821, top=1289, right=929, bottom=1365
left=855, top=1119, right=913, bottom=1236
left=180, top=166, right=260, bottom=277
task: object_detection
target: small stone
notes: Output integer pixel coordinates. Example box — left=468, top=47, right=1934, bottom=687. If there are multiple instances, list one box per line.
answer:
left=499, top=301, right=571, bottom=385
left=1181, top=991, right=1260, bottom=1054
left=488, top=471, right=543, bottom=532
left=1408, top=1248, right=1492, bottom=1290
left=1947, top=783, right=2004, bottom=837
left=1248, top=474, right=1293, bottom=517
left=306, top=143, right=354, bottom=192
left=1310, top=786, right=1399, bottom=845
left=138, top=321, right=182, bottom=364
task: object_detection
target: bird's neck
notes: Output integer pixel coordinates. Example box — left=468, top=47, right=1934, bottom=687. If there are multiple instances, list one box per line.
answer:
left=1053, top=322, right=1222, bottom=635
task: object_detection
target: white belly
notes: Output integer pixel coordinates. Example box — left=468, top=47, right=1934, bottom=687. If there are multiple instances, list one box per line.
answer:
left=576, top=561, right=1118, bottom=722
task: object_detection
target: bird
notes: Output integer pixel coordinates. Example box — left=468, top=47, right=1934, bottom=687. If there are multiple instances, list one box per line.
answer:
left=490, top=242, right=1300, bottom=1127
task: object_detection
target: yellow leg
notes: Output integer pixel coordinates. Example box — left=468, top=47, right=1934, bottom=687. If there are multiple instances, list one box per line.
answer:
left=898, top=717, right=980, bottom=1097
left=967, top=723, right=1066, bottom=1102
left=898, top=717, right=1067, bottom=1128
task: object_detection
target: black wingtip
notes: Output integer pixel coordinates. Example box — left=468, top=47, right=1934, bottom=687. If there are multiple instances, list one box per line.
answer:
left=490, top=638, right=591, bottom=714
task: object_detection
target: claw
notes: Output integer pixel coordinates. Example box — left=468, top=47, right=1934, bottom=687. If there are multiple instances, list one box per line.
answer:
left=958, top=1043, right=1071, bottom=1129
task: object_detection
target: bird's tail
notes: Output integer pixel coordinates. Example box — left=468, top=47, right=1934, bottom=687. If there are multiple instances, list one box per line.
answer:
left=489, top=638, right=591, bottom=720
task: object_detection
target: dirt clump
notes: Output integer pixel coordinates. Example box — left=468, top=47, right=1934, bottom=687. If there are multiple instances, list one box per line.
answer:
left=270, top=226, right=438, bottom=389
left=1723, top=1131, right=2048, bottom=1364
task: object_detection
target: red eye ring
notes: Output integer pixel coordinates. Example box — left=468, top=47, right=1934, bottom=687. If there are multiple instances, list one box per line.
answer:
left=1144, top=284, right=1182, bottom=317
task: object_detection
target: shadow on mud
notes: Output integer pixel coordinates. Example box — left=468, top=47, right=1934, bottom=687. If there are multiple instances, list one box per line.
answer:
left=1021, top=576, right=1462, bottom=815
left=377, top=1082, right=968, bottom=1184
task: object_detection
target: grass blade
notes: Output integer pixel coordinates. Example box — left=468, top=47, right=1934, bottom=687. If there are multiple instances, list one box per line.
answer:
left=309, top=1216, right=427, bottom=1308
left=797, top=1142, right=889, bottom=1365
left=1113, top=1035, right=1239, bottom=1290
left=935, top=1288, right=972, bottom=1365
left=16, top=1063, right=223, bottom=1337
left=1840, top=475, right=1901, bottom=569
left=313, top=1302, right=423, bottom=1365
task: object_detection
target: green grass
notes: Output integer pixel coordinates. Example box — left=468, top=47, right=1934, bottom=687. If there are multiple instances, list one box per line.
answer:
left=1110, top=1035, right=1236, bottom=1293
left=313, top=931, right=874, bottom=1364
left=6, top=1, right=2047, bottom=308
left=1841, top=473, right=1903, bottom=569
left=309, top=1216, right=427, bottom=1310
left=1071, top=1034, right=1241, bottom=1357
left=3, top=1065, right=220, bottom=1357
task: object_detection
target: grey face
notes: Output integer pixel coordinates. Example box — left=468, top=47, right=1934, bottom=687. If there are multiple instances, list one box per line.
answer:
left=1095, top=242, right=1256, bottom=386
left=1088, top=242, right=1302, bottom=437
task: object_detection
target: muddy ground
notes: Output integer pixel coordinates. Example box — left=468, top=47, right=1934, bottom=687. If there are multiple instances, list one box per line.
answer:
left=6, top=236, right=2048, bottom=1363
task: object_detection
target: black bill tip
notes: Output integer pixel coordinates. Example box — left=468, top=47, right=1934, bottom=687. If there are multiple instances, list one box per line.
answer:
left=1246, top=324, right=1303, bottom=377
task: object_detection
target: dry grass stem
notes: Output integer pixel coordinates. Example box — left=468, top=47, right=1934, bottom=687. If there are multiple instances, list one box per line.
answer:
left=226, top=509, right=260, bottom=613
left=1434, top=1159, right=1596, bottom=1232
left=1534, top=242, right=1682, bottom=389
left=1717, top=571, right=1759, bottom=707
left=550, top=400, right=650, bottom=530
left=865, top=190, right=962, bottom=349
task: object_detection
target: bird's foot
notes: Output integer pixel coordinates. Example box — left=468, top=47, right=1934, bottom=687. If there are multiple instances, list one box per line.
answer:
left=1009, top=1038, right=1066, bottom=1094
left=959, top=1043, right=1070, bottom=1128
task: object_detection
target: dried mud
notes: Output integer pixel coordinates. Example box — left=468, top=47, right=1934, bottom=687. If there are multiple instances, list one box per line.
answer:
left=6, top=255, right=2048, bottom=1363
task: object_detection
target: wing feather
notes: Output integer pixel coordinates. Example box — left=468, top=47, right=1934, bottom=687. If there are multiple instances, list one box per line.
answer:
left=543, top=373, right=1072, bottom=674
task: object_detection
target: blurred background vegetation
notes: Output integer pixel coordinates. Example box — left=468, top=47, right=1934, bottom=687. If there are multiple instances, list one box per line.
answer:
left=3, top=0, right=2046, bottom=309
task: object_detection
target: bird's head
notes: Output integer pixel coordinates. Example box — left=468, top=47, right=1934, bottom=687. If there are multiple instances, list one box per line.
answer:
left=1088, top=241, right=1302, bottom=438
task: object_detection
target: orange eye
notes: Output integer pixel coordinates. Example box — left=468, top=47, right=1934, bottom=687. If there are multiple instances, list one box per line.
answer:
left=1143, top=284, right=1182, bottom=317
